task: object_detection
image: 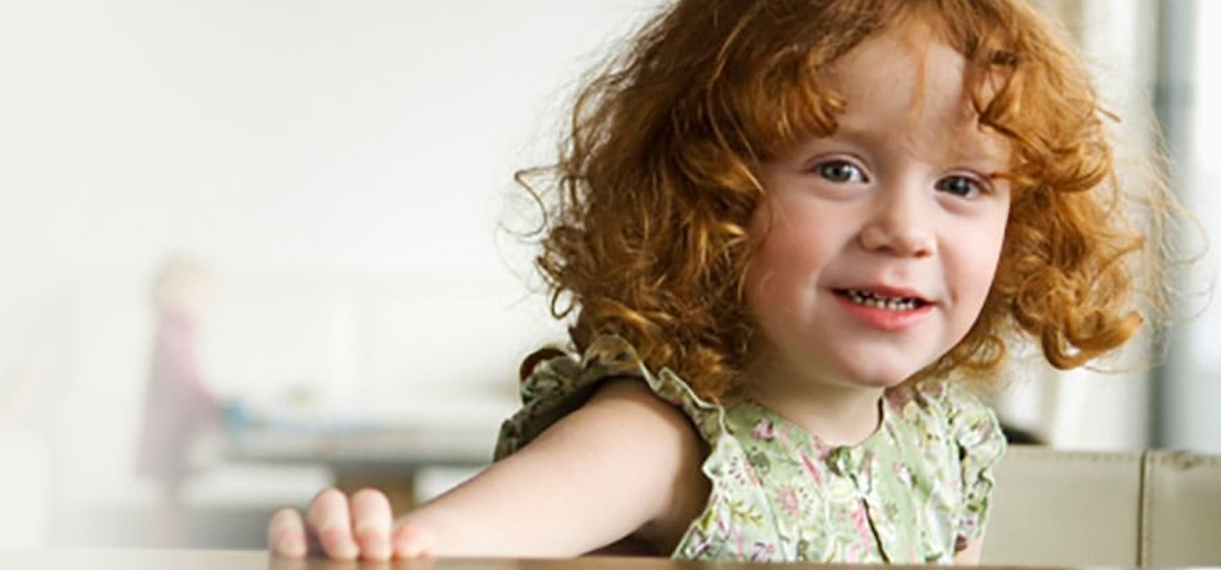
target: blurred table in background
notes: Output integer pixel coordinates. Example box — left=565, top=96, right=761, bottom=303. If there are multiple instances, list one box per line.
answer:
left=225, top=405, right=497, bottom=512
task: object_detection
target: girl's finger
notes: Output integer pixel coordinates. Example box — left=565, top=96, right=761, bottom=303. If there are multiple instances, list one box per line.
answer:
left=267, top=508, right=308, bottom=558
left=306, top=488, right=360, bottom=560
left=349, top=489, right=394, bottom=561
left=391, top=522, right=437, bottom=559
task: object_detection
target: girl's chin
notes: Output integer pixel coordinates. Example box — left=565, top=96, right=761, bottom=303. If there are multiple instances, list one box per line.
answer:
left=850, top=376, right=913, bottom=390
left=838, top=367, right=924, bottom=389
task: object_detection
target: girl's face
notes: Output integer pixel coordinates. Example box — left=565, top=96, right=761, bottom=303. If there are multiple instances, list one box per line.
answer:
left=743, top=29, right=1011, bottom=395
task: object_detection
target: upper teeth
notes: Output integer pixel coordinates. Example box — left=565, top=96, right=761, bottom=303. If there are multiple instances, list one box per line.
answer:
left=845, top=289, right=919, bottom=311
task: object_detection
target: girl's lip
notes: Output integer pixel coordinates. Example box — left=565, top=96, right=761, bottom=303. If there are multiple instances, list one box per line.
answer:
left=832, top=291, right=935, bottom=331
left=833, top=285, right=931, bottom=304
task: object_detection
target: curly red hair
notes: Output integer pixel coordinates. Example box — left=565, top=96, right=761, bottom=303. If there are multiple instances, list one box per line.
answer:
left=521, top=0, right=1172, bottom=399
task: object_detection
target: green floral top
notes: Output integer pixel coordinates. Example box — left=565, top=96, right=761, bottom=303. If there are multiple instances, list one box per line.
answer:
left=495, top=336, right=1007, bottom=564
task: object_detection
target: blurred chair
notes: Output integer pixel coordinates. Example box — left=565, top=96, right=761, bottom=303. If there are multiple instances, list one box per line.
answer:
left=984, top=445, right=1221, bottom=567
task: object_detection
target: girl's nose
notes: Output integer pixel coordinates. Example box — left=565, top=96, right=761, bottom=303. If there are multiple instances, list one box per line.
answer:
left=857, top=193, right=936, bottom=258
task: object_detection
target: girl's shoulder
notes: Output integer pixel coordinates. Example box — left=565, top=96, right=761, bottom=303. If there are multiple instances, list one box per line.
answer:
left=497, top=334, right=723, bottom=461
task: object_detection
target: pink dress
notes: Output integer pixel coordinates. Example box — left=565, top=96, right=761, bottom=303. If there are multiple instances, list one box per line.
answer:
left=135, top=314, right=220, bottom=485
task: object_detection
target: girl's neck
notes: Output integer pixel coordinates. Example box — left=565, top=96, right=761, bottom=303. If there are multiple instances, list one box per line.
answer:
left=744, top=365, right=886, bottom=447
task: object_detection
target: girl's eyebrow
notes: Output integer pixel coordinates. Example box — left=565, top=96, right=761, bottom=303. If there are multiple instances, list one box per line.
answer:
left=948, top=145, right=1009, bottom=167
left=821, top=122, right=885, bottom=144
left=952, top=132, right=1012, bottom=169
left=824, top=121, right=1010, bottom=168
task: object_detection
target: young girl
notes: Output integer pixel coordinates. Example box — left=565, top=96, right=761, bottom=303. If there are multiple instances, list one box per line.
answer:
left=268, top=0, right=1174, bottom=563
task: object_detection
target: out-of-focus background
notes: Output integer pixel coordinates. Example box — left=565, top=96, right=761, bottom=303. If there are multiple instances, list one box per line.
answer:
left=0, top=0, right=1216, bottom=552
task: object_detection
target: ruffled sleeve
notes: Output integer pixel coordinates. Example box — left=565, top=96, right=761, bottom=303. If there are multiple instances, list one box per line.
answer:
left=944, top=383, right=1007, bottom=548
left=494, top=335, right=727, bottom=462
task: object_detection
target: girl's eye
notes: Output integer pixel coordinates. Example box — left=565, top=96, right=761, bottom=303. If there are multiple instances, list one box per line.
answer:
left=935, top=175, right=984, bottom=198
left=816, top=160, right=866, bottom=183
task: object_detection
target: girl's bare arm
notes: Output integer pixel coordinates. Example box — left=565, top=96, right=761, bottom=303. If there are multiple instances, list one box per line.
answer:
left=268, top=378, right=708, bottom=560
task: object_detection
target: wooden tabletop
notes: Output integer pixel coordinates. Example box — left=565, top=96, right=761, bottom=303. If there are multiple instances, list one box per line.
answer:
left=0, top=550, right=978, bottom=570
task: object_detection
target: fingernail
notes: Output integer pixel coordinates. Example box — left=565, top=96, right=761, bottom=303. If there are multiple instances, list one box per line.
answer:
left=337, top=543, right=360, bottom=560
left=358, top=529, right=389, bottom=560
left=317, top=523, right=359, bottom=560
left=277, top=536, right=306, bottom=557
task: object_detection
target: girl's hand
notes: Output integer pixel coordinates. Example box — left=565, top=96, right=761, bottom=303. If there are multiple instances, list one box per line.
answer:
left=267, top=487, right=435, bottom=561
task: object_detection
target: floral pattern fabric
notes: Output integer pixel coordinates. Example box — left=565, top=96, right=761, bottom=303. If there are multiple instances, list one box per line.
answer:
left=495, top=335, right=1007, bottom=564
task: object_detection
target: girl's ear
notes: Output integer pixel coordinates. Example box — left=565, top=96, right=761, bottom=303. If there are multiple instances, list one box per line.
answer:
left=518, top=347, right=568, bottom=382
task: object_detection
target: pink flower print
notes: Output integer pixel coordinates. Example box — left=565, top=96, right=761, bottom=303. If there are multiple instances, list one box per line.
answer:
left=730, top=526, right=746, bottom=558
left=752, top=419, right=776, bottom=441
left=686, top=533, right=716, bottom=558
left=893, top=463, right=914, bottom=487
left=749, top=542, right=776, bottom=562
left=777, top=485, right=801, bottom=518
left=851, top=506, right=873, bottom=540
left=845, top=542, right=864, bottom=563
left=800, top=451, right=825, bottom=486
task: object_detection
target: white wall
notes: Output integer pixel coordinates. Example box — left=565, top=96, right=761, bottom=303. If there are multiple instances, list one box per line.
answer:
left=0, top=0, right=663, bottom=548
left=1, top=0, right=1217, bottom=550
left=1169, top=0, right=1221, bottom=453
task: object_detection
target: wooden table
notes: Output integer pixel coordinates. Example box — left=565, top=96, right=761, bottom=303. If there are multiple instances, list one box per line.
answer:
left=0, top=549, right=1048, bottom=570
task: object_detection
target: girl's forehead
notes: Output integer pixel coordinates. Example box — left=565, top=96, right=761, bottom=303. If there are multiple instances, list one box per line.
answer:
left=823, top=29, right=1011, bottom=166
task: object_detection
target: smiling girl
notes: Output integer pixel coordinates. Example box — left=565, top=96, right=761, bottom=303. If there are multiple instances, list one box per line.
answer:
left=268, top=0, right=1174, bottom=563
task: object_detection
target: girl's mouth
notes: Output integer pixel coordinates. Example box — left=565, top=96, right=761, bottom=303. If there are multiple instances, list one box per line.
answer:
left=836, top=289, right=929, bottom=312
